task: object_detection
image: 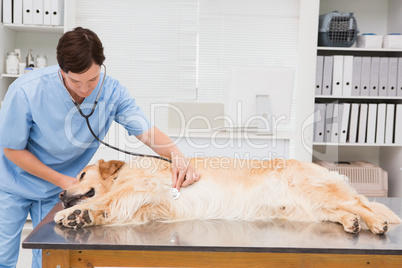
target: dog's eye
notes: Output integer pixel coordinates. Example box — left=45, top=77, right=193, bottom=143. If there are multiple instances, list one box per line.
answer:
left=79, top=172, right=86, bottom=181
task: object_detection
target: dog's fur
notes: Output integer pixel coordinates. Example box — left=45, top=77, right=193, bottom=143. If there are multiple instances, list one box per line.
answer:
left=54, top=157, right=401, bottom=234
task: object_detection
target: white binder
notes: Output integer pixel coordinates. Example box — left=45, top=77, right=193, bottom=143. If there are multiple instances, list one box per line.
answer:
left=349, top=103, right=360, bottom=143
left=395, top=104, right=402, bottom=144
left=397, top=58, right=402, bottom=96
left=369, top=57, right=380, bottom=96
left=358, top=103, right=368, bottom=143
left=315, top=56, right=324, bottom=96
left=388, top=57, right=398, bottom=96
left=351, top=56, right=362, bottom=96
left=332, top=55, right=343, bottom=96
left=378, top=57, right=388, bottom=96
left=33, top=0, right=43, bottom=25
left=360, top=57, right=371, bottom=96
left=324, top=103, right=334, bottom=142
left=342, top=56, right=353, bottom=96
left=43, top=0, right=51, bottom=25
left=376, top=103, right=386, bottom=144
left=322, top=56, right=333, bottom=96
left=13, top=0, right=23, bottom=24
left=23, top=0, right=34, bottom=24
left=330, top=103, right=344, bottom=143
left=313, top=103, right=326, bottom=142
left=3, top=0, right=12, bottom=23
left=51, top=0, right=64, bottom=26
left=339, top=103, right=350, bottom=143
left=366, top=103, right=377, bottom=144
left=385, top=104, right=395, bottom=144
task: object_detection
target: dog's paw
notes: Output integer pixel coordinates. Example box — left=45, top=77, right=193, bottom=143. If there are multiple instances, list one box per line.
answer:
left=343, top=216, right=361, bottom=234
left=367, top=219, right=388, bottom=235
left=54, top=208, right=93, bottom=229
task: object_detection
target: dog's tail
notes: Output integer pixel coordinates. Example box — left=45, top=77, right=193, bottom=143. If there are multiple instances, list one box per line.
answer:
left=365, top=199, right=401, bottom=224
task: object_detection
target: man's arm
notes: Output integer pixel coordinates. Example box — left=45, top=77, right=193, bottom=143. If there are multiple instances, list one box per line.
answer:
left=3, top=148, right=77, bottom=190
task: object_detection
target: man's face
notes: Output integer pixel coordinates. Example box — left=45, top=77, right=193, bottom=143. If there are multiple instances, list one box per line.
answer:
left=61, top=63, right=101, bottom=101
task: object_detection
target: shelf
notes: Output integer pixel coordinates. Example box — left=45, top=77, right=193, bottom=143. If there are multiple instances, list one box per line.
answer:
left=313, top=142, right=402, bottom=147
left=315, top=95, right=402, bottom=100
left=1, top=74, right=21, bottom=78
left=2, top=23, right=64, bottom=34
left=317, top=46, right=402, bottom=53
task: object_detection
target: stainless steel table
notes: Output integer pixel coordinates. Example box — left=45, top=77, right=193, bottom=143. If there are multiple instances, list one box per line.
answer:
left=23, top=198, right=402, bottom=267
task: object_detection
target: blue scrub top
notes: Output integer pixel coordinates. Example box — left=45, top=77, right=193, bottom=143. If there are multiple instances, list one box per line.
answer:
left=0, top=65, right=152, bottom=200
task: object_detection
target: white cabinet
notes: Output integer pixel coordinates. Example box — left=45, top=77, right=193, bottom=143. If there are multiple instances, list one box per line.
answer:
left=313, top=0, right=402, bottom=197
left=0, top=0, right=75, bottom=103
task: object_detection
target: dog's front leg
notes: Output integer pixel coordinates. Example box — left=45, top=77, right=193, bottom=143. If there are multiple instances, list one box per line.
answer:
left=54, top=204, right=107, bottom=228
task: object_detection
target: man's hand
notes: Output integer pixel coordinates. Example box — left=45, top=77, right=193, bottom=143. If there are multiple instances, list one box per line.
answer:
left=171, top=152, right=199, bottom=190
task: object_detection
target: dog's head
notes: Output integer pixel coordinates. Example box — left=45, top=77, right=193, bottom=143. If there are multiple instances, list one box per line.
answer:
left=59, top=160, right=125, bottom=208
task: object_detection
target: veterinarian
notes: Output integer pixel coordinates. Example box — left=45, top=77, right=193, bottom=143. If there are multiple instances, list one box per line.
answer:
left=0, top=27, right=199, bottom=268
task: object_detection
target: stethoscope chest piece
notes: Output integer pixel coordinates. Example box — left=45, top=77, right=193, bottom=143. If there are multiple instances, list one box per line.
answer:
left=170, top=188, right=181, bottom=200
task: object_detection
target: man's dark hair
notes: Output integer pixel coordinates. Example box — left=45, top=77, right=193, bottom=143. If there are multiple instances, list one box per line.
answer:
left=57, top=27, right=106, bottom=73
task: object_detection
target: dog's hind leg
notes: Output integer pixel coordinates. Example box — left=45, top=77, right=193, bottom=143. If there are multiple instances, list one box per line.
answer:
left=318, top=208, right=361, bottom=234
left=338, top=196, right=398, bottom=235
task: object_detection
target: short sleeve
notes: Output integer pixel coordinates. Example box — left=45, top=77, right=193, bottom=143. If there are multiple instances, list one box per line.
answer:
left=114, top=87, right=153, bottom=136
left=0, top=86, right=33, bottom=149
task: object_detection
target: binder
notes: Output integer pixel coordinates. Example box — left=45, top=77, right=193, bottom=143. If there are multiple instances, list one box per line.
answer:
left=322, top=56, right=333, bottom=96
left=366, top=103, right=377, bottom=144
left=330, top=103, right=343, bottom=143
left=357, top=103, right=368, bottom=143
left=33, top=0, right=43, bottom=25
left=3, top=0, right=12, bottom=24
left=388, top=57, right=398, bottom=96
left=369, top=57, right=380, bottom=96
left=351, top=56, right=362, bottom=96
left=43, top=0, right=51, bottom=25
left=376, top=103, right=386, bottom=144
left=324, top=103, right=334, bottom=142
left=332, top=55, right=343, bottom=96
left=385, top=104, right=395, bottom=144
left=315, top=56, right=324, bottom=96
left=395, top=104, right=402, bottom=144
left=342, top=56, right=353, bottom=96
left=313, top=103, right=326, bottom=142
left=51, top=0, right=64, bottom=26
left=378, top=57, right=388, bottom=96
left=13, top=0, right=23, bottom=24
left=360, top=57, right=371, bottom=96
left=23, top=0, right=34, bottom=24
left=398, top=58, right=402, bottom=96
left=348, top=103, right=360, bottom=143
left=339, top=103, right=350, bottom=143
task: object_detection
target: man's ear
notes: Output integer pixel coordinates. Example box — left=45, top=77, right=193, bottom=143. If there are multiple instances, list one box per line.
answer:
left=98, top=160, right=125, bottom=179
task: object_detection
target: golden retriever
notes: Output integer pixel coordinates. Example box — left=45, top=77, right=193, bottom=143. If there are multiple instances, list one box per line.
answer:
left=54, top=157, right=401, bottom=234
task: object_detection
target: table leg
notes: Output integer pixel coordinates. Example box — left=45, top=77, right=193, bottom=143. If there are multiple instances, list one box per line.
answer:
left=42, top=249, right=69, bottom=268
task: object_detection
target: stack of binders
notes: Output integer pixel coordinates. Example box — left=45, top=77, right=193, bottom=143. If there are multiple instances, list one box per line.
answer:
left=316, top=55, right=402, bottom=97
left=2, top=0, right=64, bottom=26
left=314, top=102, right=402, bottom=144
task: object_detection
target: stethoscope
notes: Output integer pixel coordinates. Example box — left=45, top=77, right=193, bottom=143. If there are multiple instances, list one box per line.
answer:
left=58, top=65, right=172, bottom=163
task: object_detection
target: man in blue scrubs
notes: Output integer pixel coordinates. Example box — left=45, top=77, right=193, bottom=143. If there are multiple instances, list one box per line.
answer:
left=0, top=27, right=199, bottom=268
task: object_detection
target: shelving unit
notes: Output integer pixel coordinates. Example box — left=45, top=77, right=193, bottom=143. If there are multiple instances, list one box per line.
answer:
left=314, top=0, right=402, bottom=197
left=0, top=1, right=75, bottom=101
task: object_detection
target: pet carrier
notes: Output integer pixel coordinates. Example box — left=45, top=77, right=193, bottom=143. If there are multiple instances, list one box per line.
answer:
left=318, top=11, right=358, bottom=47
left=314, top=160, right=388, bottom=197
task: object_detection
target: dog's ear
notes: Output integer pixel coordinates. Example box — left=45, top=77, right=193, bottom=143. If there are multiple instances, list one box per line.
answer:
left=98, top=160, right=125, bottom=179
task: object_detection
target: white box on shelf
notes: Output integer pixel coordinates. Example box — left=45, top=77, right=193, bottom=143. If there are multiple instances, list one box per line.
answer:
left=383, top=34, right=402, bottom=49
left=356, top=35, right=383, bottom=49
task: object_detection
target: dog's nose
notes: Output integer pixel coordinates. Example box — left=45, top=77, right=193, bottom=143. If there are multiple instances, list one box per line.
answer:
left=59, top=190, right=66, bottom=200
